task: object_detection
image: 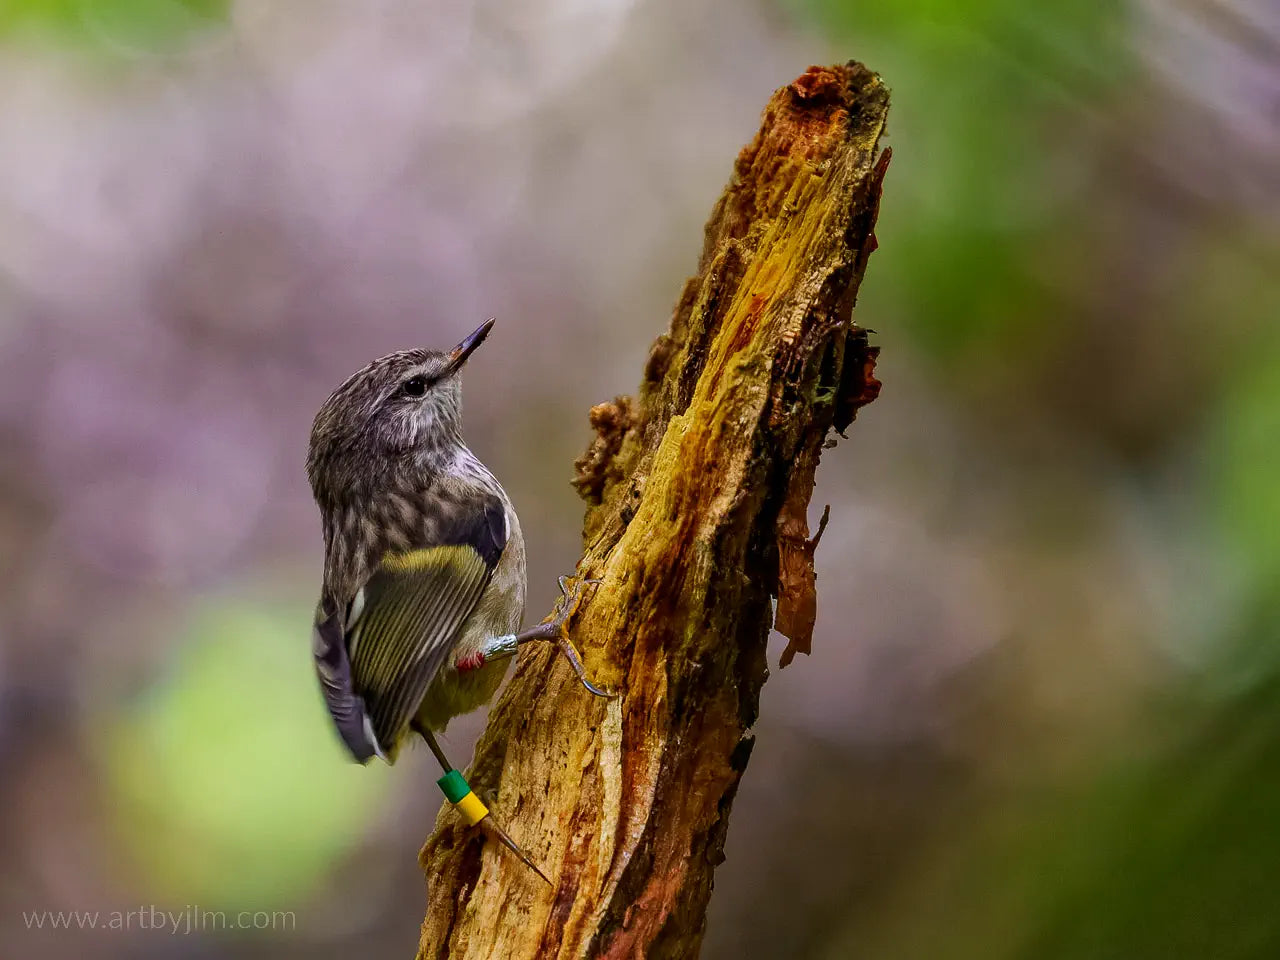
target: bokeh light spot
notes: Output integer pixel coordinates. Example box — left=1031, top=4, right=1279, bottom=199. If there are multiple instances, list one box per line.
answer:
left=100, top=599, right=387, bottom=908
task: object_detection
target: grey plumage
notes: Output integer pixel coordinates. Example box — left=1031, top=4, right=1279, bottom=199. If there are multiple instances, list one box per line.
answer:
left=306, top=319, right=524, bottom=763
left=306, top=321, right=610, bottom=885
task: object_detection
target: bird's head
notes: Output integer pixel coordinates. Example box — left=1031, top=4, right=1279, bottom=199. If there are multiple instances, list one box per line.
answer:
left=307, top=318, right=493, bottom=497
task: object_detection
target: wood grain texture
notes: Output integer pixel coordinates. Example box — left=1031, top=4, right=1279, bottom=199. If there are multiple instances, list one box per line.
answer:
left=418, top=61, right=890, bottom=960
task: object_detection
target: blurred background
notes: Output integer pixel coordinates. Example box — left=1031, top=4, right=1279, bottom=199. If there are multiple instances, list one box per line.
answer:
left=0, top=0, right=1277, bottom=957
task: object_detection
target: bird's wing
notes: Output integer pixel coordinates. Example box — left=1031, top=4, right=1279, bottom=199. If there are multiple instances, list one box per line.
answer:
left=348, top=544, right=490, bottom=752
left=316, top=496, right=508, bottom=762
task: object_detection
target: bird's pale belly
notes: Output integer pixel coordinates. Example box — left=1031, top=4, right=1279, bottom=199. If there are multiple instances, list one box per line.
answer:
left=415, top=656, right=509, bottom=731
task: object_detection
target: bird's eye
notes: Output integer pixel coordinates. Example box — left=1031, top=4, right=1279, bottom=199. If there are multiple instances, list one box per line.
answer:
left=402, top=376, right=427, bottom=397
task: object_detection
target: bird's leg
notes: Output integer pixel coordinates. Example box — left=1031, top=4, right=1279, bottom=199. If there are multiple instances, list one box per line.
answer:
left=418, top=726, right=551, bottom=885
left=454, top=576, right=613, bottom=698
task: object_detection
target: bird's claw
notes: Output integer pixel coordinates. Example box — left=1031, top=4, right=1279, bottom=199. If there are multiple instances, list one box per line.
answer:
left=554, top=635, right=617, bottom=699
left=548, top=575, right=614, bottom=699
left=552, top=574, right=600, bottom=627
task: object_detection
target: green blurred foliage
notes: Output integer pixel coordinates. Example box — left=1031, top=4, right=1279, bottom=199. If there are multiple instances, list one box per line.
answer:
left=793, top=0, right=1132, bottom=374
left=0, top=0, right=227, bottom=53
left=1216, top=343, right=1280, bottom=595
left=1021, top=687, right=1280, bottom=960
left=832, top=698, right=1280, bottom=960
left=101, top=600, right=386, bottom=908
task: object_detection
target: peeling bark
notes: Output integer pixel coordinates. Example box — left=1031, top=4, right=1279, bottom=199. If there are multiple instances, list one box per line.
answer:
left=418, top=62, right=890, bottom=960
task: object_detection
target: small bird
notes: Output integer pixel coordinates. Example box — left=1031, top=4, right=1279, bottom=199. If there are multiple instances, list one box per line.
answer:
left=306, top=318, right=605, bottom=880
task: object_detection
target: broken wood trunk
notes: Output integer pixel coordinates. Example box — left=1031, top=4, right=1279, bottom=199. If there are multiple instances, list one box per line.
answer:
left=418, top=60, right=889, bottom=960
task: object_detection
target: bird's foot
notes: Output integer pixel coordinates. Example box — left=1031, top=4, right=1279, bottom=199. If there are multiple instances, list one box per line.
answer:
left=552, top=574, right=601, bottom=630
left=546, top=575, right=612, bottom=698
left=551, top=633, right=613, bottom=699
left=458, top=577, right=614, bottom=697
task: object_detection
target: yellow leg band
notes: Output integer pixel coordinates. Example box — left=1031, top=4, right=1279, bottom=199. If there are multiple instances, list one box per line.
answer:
left=454, top=790, right=489, bottom=826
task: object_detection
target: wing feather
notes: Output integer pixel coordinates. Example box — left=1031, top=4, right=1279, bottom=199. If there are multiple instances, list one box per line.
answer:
left=312, top=602, right=380, bottom=762
left=348, top=545, right=490, bottom=751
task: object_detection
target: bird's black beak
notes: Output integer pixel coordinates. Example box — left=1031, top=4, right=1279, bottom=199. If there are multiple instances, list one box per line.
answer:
left=445, top=318, right=495, bottom=376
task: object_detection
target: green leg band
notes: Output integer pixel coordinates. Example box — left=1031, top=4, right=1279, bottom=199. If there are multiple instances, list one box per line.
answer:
left=437, top=769, right=490, bottom=826
left=437, top=769, right=470, bottom=803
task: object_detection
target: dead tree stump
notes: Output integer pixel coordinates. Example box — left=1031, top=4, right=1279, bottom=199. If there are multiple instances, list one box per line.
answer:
left=418, top=60, right=890, bottom=960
